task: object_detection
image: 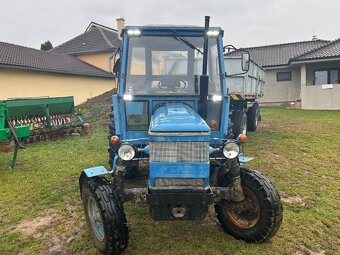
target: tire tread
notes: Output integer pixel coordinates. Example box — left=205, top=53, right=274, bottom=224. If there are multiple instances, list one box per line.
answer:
left=81, top=176, right=129, bottom=254
left=215, top=168, right=283, bottom=243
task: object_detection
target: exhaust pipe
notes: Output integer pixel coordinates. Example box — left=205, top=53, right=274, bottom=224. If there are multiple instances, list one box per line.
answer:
left=198, top=16, right=210, bottom=119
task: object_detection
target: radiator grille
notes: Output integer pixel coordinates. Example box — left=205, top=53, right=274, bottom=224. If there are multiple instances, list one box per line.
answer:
left=149, top=142, right=209, bottom=162
left=155, top=178, right=204, bottom=187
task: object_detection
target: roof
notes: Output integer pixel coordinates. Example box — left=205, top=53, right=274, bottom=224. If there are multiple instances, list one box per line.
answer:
left=0, top=41, right=114, bottom=78
left=292, top=38, right=340, bottom=62
left=124, top=25, right=223, bottom=35
left=125, top=25, right=222, bottom=30
left=225, top=40, right=330, bottom=67
left=51, top=23, right=121, bottom=55
left=85, top=21, right=118, bottom=33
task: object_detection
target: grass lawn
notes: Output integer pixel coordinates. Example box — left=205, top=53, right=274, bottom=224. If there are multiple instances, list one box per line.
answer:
left=0, top=107, right=339, bottom=255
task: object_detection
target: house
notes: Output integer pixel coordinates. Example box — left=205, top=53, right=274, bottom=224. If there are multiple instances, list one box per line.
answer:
left=1, top=19, right=125, bottom=104
left=227, top=39, right=340, bottom=110
left=0, top=41, right=115, bottom=104
left=51, top=19, right=124, bottom=72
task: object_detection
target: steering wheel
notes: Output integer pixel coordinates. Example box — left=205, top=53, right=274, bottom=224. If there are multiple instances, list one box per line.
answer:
left=157, top=77, right=187, bottom=92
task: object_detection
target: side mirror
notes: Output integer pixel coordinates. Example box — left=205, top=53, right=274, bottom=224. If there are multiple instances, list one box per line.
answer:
left=112, top=48, right=121, bottom=78
left=241, top=53, right=250, bottom=72
left=112, top=58, right=121, bottom=78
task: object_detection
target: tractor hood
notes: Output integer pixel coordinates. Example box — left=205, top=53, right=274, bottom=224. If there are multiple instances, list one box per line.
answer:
left=149, top=103, right=210, bottom=133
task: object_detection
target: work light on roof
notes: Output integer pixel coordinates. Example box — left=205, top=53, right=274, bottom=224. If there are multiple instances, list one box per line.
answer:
left=207, top=30, right=219, bottom=37
left=127, top=29, right=141, bottom=36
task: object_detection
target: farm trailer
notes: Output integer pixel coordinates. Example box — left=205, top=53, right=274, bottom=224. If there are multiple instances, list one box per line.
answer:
left=225, top=56, right=265, bottom=136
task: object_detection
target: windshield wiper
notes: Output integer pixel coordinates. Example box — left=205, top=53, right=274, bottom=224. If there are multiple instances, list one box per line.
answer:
left=171, top=29, right=203, bottom=55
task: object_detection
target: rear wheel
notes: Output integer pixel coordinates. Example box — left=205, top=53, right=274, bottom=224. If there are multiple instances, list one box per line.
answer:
left=215, top=168, right=283, bottom=243
left=80, top=175, right=129, bottom=254
left=247, top=103, right=260, bottom=131
left=232, top=111, right=247, bottom=137
left=108, top=113, right=118, bottom=169
left=109, top=113, right=139, bottom=178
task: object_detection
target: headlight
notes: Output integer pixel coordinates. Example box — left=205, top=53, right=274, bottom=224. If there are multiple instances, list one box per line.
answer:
left=118, top=144, right=135, bottom=161
left=223, top=142, right=240, bottom=159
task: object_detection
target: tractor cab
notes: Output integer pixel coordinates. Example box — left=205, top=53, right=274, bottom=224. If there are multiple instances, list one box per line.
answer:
left=113, top=25, right=228, bottom=141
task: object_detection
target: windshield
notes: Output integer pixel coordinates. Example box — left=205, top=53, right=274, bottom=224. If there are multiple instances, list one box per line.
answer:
left=125, top=36, right=222, bottom=96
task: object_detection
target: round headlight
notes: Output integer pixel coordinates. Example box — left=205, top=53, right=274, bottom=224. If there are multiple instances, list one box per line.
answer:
left=223, top=142, right=240, bottom=159
left=118, top=144, right=135, bottom=161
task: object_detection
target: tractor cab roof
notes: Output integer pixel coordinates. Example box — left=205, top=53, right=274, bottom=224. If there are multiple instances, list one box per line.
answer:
left=123, top=25, right=224, bottom=36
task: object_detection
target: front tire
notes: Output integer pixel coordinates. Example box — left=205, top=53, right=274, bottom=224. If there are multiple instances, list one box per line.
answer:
left=80, top=175, right=129, bottom=254
left=215, top=168, right=283, bottom=243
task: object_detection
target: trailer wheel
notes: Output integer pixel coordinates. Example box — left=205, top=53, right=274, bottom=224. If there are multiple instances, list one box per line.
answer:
left=215, top=168, right=283, bottom=243
left=247, top=103, right=260, bottom=132
left=231, top=111, right=247, bottom=137
left=80, top=175, right=129, bottom=254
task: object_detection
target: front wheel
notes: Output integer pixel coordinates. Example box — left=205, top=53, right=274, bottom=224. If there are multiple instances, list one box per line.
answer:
left=80, top=175, right=129, bottom=254
left=215, top=168, right=283, bottom=243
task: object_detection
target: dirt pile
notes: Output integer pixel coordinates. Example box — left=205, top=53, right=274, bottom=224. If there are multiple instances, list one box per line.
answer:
left=78, top=89, right=116, bottom=127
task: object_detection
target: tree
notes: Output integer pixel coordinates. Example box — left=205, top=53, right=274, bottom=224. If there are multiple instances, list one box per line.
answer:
left=40, top=40, right=53, bottom=51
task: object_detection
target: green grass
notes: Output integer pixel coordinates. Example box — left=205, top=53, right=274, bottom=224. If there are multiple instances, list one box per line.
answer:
left=0, top=107, right=339, bottom=255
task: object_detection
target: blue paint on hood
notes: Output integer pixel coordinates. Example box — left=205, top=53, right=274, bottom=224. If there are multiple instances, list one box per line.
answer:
left=149, top=103, right=210, bottom=133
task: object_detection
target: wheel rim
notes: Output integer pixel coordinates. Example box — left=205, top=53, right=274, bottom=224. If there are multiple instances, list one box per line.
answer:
left=224, top=186, right=260, bottom=229
left=87, top=196, right=105, bottom=241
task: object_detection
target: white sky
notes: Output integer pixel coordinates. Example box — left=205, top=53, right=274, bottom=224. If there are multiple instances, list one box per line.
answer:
left=0, top=0, right=339, bottom=49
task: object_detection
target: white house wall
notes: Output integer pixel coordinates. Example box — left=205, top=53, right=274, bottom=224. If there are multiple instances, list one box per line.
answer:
left=261, top=67, right=301, bottom=104
left=301, top=60, right=340, bottom=109
left=301, top=84, right=340, bottom=109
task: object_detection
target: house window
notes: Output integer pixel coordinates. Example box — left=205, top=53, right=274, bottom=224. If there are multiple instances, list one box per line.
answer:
left=277, top=71, right=292, bottom=81
left=314, top=69, right=340, bottom=85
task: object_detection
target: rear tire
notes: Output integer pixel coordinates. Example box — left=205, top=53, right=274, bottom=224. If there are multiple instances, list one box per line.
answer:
left=80, top=175, right=129, bottom=254
left=247, top=103, right=260, bottom=132
left=109, top=113, right=139, bottom=178
left=231, top=111, right=247, bottom=137
left=215, top=168, right=283, bottom=243
left=108, top=113, right=118, bottom=169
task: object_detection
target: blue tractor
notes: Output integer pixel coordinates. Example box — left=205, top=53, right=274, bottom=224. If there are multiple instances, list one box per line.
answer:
left=79, top=17, right=282, bottom=254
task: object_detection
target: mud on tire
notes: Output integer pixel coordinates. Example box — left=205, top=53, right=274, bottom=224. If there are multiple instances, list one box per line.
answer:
left=215, top=168, right=283, bottom=243
left=80, top=174, right=129, bottom=254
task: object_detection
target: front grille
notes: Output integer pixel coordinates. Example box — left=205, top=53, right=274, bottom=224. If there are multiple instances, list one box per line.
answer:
left=149, top=142, right=209, bottom=162
left=155, top=178, right=204, bottom=187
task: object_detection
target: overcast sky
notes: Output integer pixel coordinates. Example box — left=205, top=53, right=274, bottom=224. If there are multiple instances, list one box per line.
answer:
left=1, top=0, right=339, bottom=49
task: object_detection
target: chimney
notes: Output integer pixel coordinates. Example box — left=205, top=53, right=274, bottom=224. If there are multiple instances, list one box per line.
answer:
left=116, top=18, right=125, bottom=40
left=312, top=35, right=318, bottom=41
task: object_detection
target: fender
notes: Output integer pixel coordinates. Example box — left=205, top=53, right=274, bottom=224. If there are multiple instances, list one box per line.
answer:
left=81, top=155, right=119, bottom=178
